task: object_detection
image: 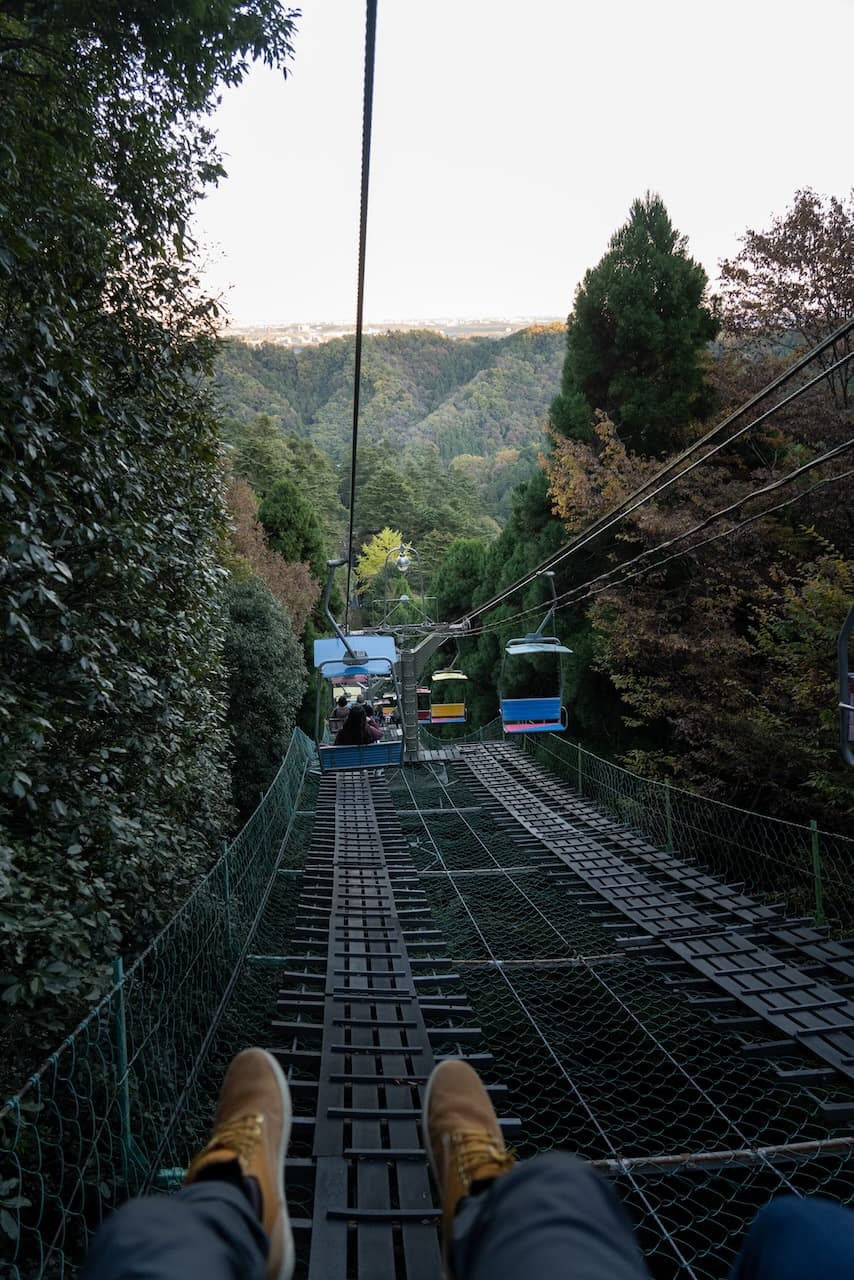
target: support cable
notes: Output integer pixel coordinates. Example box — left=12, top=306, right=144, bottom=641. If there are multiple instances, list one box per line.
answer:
left=457, top=331, right=853, bottom=628
left=398, top=770, right=704, bottom=1277
left=459, top=435, right=854, bottom=638
left=551, top=460, right=854, bottom=616
left=344, top=0, right=378, bottom=631
left=414, top=760, right=800, bottom=1194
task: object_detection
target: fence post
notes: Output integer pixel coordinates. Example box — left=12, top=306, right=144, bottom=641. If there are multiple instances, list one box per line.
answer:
left=576, top=740, right=583, bottom=795
left=665, top=780, right=673, bottom=851
left=222, top=840, right=233, bottom=946
left=112, top=956, right=132, bottom=1185
left=810, top=819, right=825, bottom=927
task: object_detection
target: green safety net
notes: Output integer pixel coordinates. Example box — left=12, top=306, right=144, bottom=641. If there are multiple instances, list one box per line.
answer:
left=0, top=729, right=316, bottom=1279
left=522, top=734, right=854, bottom=938
left=4, top=724, right=854, bottom=1279
left=393, top=756, right=854, bottom=1279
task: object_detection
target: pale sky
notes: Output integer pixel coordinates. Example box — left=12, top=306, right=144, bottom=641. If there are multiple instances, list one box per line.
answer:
left=193, top=0, right=853, bottom=327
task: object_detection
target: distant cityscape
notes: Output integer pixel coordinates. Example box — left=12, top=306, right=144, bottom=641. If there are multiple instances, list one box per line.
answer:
left=222, top=316, right=563, bottom=347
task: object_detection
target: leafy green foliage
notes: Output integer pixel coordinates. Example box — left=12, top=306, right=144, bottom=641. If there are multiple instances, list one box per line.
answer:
left=226, top=412, right=348, bottom=550
left=224, top=579, right=307, bottom=817
left=0, top=0, right=297, bottom=1063
left=258, top=478, right=327, bottom=581
left=551, top=194, right=719, bottom=454
left=434, top=538, right=487, bottom=620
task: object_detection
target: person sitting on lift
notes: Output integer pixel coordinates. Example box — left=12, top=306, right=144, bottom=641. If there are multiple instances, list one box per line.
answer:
left=334, top=704, right=382, bottom=746
left=329, top=694, right=349, bottom=733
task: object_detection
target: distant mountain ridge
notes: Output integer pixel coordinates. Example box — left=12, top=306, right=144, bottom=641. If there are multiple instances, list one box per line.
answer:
left=215, top=323, right=566, bottom=468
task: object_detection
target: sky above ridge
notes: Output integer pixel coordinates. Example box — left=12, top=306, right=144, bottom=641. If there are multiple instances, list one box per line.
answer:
left=193, top=0, right=853, bottom=327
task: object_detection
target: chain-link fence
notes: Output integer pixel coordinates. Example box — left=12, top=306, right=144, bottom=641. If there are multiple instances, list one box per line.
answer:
left=522, top=734, right=854, bottom=937
left=0, top=729, right=315, bottom=1279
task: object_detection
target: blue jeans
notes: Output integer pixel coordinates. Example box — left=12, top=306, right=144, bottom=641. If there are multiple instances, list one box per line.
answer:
left=82, top=1152, right=854, bottom=1279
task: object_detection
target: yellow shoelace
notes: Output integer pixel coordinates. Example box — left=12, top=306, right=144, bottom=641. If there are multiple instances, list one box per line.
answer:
left=450, top=1130, right=516, bottom=1188
left=186, top=1113, right=264, bottom=1179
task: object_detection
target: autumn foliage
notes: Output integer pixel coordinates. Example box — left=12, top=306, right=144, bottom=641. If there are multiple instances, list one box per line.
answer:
left=227, top=478, right=319, bottom=634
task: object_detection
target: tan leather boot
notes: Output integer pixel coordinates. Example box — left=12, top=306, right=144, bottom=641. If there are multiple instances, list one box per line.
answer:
left=423, top=1059, right=516, bottom=1273
left=186, top=1048, right=294, bottom=1280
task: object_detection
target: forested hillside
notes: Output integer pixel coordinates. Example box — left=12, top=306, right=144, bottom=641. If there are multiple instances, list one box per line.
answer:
left=216, top=323, right=564, bottom=520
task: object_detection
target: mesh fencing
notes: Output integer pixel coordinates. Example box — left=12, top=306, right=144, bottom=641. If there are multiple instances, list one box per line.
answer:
left=418, top=716, right=504, bottom=749
left=522, top=734, right=854, bottom=938
left=0, top=729, right=316, bottom=1280
left=4, top=722, right=854, bottom=1280
left=393, top=760, right=854, bottom=1280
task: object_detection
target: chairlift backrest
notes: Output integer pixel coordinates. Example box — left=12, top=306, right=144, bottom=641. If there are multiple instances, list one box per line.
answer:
left=499, top=633, right=572, bottom=735
left=430, top=667, right=468, bottom=725
left=313, top=633, right=404, bottom=771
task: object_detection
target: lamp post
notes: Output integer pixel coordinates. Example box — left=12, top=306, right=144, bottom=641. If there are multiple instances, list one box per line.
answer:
left=381, top=541, right=432, bottom=627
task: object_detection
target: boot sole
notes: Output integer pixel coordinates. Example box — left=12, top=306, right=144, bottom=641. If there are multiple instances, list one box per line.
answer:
left=261, top=1049, right=295, bottom=1280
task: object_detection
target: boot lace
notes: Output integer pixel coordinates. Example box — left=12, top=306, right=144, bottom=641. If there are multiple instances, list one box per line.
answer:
left=450, top=1131, right=516, bottom=1188
left=186, top=1113, right=264, bottom=1179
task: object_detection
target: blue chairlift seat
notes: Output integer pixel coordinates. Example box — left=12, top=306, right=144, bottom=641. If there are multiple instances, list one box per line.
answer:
left=314, top=634, right=404, bottom=772
left=318, top=740, right=403, bottom=770
left=499, top=636, right=571, bottom=736
left=500, top=696, right=564, bottom=733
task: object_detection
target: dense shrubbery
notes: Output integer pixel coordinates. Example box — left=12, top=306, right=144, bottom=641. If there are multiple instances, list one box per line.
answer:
left=224, top=579, right=307, bottom=818
left=0, top=1, right=297, bottom=1067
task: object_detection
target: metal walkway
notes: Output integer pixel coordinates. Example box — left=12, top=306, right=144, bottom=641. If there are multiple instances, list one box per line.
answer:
left=265, top=743, right=854, bottom=1277
left=271, top=770, right=518, bottom=1279
left=461, top=744, right=854, bottom=1092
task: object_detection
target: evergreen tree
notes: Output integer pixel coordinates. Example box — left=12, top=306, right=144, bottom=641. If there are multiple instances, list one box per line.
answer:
left=434, top=538, right=487, bottom=619
left=551, top=194, right=718, bottom=454
left=258, top=477, right=326, bottom=580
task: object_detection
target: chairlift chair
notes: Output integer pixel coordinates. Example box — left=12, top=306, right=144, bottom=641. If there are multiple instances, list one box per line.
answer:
left=430, top=669, right=468, bottom=725
left=499, top=572, right=572, bottom=734
left=417, top=687, right=432, bottom=725
left=314, top=634, right=404, bottom=771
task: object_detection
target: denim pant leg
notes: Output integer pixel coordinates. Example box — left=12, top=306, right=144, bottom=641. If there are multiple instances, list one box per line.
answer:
left=452, top=1152, right=649, bottom=1280
left=730, top=1195, right=854, bottom=1280
left=80, top=1181, right=269, bottom=1280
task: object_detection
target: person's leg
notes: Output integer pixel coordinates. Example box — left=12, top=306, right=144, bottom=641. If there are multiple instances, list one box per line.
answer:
left=452, top=1151, right=649, bottom=1280
left=81, top=1179, right=267, bottom=1280
left=422, top=1058, right=648, bottom=1280
left=731, top=1194, right=854, bottom=1280
left=80, top=1048, right=293, bottom=1280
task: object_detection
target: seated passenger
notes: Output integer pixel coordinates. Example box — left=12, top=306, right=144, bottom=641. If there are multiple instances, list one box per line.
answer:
left=334, top=705, right=382, bottom=746
left=329, top=695, right=349, bottom=733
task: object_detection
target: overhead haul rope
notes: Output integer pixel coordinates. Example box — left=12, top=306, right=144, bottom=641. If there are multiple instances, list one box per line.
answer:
left=457, top=322, right=853, bottom=628
left=459, top=433, right=854, bottom=639
left=344, top=0, right=378, bottom=630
